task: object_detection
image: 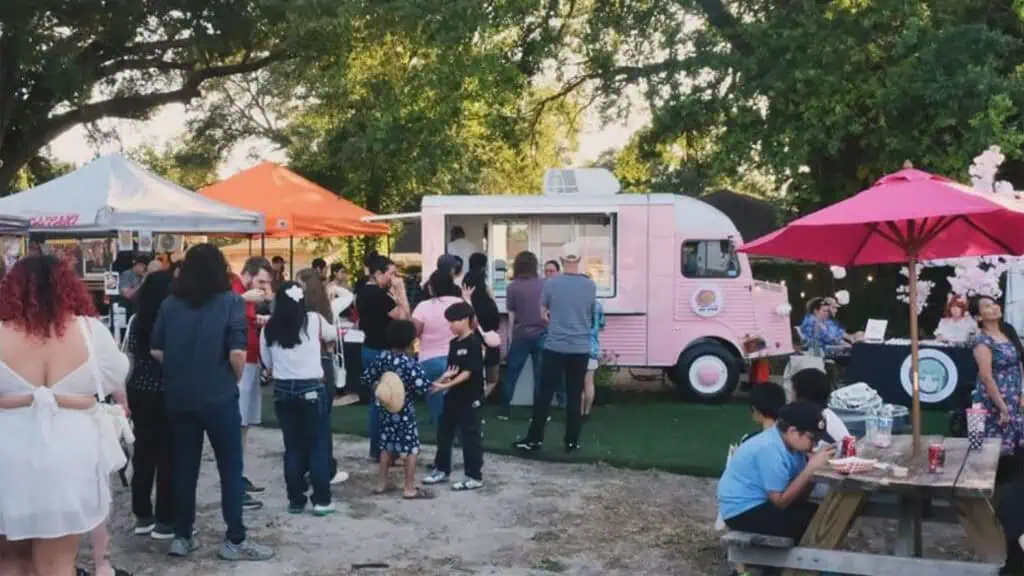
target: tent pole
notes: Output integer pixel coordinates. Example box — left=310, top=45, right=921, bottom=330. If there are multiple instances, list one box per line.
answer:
left=248, top=237, right=252, bottom=256
left=261, top=234, right=266, bottom=257
left=908, top=255, right=921, bottom=457
left=289, top=235, right=294, bottom=280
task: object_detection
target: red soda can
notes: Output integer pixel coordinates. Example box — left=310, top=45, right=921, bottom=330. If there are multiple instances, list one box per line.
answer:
left=841, top=436, right=857, bottom=458
left=928, top=442, right=945, bottom=473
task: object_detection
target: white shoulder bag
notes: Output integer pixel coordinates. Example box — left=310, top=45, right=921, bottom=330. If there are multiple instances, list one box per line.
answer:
left=80, top=317, right=134, bottom=474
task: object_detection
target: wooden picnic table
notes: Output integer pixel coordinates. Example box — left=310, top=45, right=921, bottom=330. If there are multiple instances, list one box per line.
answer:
left=780, top=435, right=1005, bottom=576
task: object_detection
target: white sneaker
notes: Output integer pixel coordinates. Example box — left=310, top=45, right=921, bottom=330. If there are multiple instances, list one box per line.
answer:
left=330, top=471, right=350, bottom=485
left=313, top=503, right=336, bottom=517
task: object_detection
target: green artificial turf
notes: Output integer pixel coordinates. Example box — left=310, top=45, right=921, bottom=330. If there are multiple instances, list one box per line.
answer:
left=260, top=396, right=953, bottom=478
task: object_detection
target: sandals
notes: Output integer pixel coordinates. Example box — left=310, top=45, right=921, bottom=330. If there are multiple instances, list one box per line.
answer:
left=402, top=487, right=435, bottom=500
left=451, top=478, right=484, bottom=491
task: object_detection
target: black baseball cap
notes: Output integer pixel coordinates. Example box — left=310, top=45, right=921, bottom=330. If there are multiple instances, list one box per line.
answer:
left=437, top=254, right=460, bottom=273
left=777, top=401, right=830, bottom=442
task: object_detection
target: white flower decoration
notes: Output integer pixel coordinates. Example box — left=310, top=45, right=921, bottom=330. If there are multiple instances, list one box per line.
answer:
left=830, top=266, right=847, bottom=280
left=834, top=290, right=850, bottom=306
left=285, top=285, right=304, bottom=302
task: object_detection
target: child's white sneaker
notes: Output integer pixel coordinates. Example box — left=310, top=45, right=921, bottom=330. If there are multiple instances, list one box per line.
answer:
left=422, top=470, right=449, bottom=485
left=451, top=477, right=483, bottom=491
left=312, top=503, right=336, bottom=517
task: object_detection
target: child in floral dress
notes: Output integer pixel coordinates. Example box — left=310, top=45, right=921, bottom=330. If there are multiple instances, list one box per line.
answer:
left=361, top=320, right=434, bottom=499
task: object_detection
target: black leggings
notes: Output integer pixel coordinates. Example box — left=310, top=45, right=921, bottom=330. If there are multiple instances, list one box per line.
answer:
left=724, top=500, right=817, bottom=541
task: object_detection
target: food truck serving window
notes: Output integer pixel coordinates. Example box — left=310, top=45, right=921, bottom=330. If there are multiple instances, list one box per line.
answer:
left=681, top=239, right=740, bottom=279
left=486, top=214, right=616, bottom=297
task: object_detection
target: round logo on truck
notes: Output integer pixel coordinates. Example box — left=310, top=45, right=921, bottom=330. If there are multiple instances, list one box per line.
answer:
left=691, top=285, right=724, bottom=318
left=900, top=348, right=958, bottom=403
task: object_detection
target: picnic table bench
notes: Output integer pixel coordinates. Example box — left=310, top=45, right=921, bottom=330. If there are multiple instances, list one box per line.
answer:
left=722, top=435, right=1004, bottom=575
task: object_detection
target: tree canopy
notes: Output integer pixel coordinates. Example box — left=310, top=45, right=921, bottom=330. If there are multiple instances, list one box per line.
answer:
left=0, top=0, right=335, bottom=192
left=8, top=0, right=1024, bottom=220
left=573, top=0, right=1024, bottom=212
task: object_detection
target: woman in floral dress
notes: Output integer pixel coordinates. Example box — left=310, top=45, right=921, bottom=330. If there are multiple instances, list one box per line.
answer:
left=361, top=320, right=433, bottom=499
left=970, top=295, right=1024, bottom=483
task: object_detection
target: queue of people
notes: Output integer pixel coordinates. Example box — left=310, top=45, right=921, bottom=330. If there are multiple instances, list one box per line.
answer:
left=0, top=234, right=610, bottom=573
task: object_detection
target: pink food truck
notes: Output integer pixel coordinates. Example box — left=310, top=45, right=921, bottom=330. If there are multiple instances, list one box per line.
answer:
left=413, top=168, right=793, bottom=402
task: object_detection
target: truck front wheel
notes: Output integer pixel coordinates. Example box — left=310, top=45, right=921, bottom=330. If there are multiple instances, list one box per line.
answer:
left=670, top=342, right=740, bottom=403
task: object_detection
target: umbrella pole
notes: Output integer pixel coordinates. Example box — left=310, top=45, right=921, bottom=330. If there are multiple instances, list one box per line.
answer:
left=289, top=235, right=294, bottom=281
left=908, top=255, right=922, bottom=457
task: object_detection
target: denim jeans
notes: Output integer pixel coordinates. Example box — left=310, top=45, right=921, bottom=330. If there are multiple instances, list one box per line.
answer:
left=273, top=379, right=332, bottom=507
left=503, top=335, right=545, bottom=408
left=362, top=347, right=384, bottom=459
left=170, top=398, right=245, bottom=544
left=420, top=356, right=448, bottom=424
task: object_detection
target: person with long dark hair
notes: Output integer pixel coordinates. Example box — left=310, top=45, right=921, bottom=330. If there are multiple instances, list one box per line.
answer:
left=500, top=251, right=547, bottom=419
left=127, top=270, right=176, bottom=540
left=261, top=281, right=338, bottom=516
left=296, top=268, right=349, bottom=485
left=412, top=271, right=463, bottom=424
left=356, top=254, right=409, bottom=460
left=150, top=243, right=274, bottom=561
left=969, top=295, right=1024, bottom=483
left=463, top=253, right=500, bottom=397
left=0, top=256, right=129, bottom=576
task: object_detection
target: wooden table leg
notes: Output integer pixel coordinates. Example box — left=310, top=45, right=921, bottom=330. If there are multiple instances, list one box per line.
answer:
left=893, top=494, right=922, bottom=557
left=781, top=489, right=867, bottom=576
left=953, top=497, right=1007, bottom=565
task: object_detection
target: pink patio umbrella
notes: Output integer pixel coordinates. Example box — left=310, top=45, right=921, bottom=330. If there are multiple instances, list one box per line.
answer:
left=739, top=164, right=1024, bottom=456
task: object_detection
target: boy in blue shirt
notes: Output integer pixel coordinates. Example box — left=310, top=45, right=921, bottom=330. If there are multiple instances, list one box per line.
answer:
left=717, top=401, right=835, bottom=540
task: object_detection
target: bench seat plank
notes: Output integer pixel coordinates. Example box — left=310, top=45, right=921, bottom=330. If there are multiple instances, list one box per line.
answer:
left=727, top=545, right=1000, bottom=576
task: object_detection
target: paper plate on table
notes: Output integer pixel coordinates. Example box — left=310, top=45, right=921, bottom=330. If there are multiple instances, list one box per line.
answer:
left=829, top=457, right=878, bottom=475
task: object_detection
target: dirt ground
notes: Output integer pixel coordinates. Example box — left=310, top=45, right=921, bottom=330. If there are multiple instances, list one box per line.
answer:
left=102, top=427, right=978, bottom=576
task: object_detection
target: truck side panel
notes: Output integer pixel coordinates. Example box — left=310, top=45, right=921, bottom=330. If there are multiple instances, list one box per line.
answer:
left=646, top=204, right=678, bottom=366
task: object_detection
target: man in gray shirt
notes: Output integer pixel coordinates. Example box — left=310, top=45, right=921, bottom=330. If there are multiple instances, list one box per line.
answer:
left=513, top=242, right=596, bottom=453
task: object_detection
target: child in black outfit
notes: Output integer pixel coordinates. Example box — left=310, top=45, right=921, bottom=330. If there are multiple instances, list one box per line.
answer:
left=422, top=301, right=485, bottom=491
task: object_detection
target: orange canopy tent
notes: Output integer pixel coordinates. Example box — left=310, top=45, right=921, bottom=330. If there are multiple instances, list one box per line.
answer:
left=200, top=162, right=389, bottom=237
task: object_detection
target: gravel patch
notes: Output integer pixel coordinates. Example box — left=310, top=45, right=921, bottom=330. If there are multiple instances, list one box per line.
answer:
left=96, top=427, right=978, bottom=575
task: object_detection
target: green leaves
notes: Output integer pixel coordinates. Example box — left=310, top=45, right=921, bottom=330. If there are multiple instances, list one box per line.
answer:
left=580, top=0, right=1024, bottom=213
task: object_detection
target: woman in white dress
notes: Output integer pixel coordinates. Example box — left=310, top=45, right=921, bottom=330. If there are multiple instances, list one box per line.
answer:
left=0, top=256, right=129, bottom=576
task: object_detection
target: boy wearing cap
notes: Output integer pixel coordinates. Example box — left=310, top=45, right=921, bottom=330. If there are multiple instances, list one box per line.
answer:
left=423, top=301, right=485, bottom=491
left=717, top=401, right=835, bottom=540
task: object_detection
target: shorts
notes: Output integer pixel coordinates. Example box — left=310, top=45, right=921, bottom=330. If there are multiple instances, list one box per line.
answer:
left=587, top=358, right=599, bottom=371
left=238, top=363, right=262, bottom=426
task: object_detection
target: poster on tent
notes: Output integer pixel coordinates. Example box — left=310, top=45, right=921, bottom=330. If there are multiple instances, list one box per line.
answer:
left=47, top=240, right=85, bottom=277
left=82, top=238, right=114, bottom=276
left=117, top=230, right=133, bottom=252
left=137, top=230, right=153, bottom=253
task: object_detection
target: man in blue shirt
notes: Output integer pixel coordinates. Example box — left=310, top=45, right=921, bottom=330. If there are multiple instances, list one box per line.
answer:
left=717, top=401, right=835, bottom=540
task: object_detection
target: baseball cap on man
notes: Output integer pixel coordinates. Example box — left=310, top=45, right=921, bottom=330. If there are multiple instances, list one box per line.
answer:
left=777, top=400, right=830, bottom=442
left=437, top=254, right=462, bottom=275
left=560, top=242, right=581, bottom=262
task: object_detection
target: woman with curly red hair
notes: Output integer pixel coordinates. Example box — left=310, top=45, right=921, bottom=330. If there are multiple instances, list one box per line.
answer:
left=0, top=255, right=129, bottom=576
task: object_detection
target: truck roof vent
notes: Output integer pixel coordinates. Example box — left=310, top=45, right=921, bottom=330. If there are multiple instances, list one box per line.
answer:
left=543, top=168, right=620, bottom=196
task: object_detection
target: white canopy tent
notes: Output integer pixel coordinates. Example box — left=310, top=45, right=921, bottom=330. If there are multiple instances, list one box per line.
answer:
left=0, top=154, right=264, bottom=234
